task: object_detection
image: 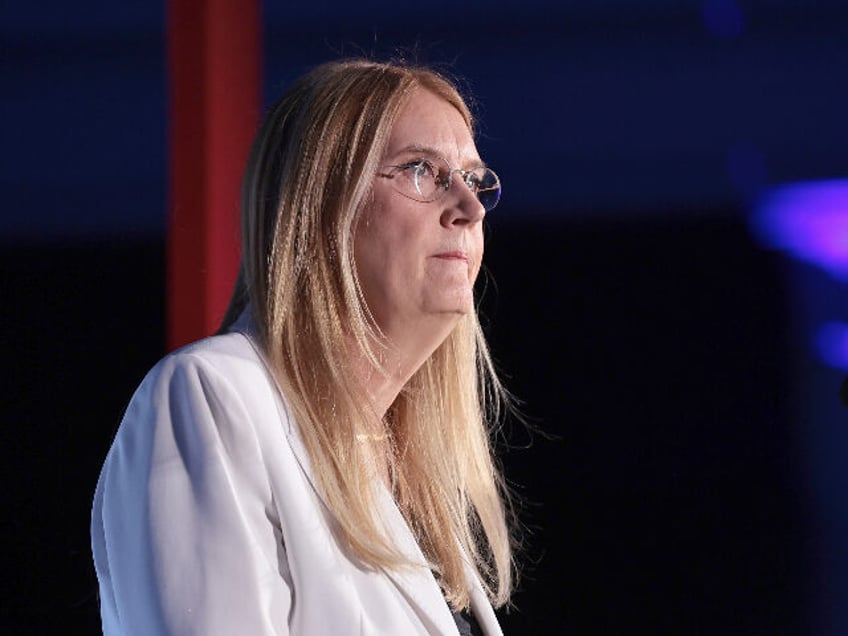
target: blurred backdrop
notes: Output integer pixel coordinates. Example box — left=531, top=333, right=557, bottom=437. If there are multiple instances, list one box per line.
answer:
left=3, top=1, right=848, bottom=633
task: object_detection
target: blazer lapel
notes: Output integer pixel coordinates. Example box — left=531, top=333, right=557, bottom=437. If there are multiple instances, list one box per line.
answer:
left=463, top=558, right=503, bottom=636
left=274, top=400, right=459, bottom=634
left=373, top=485, right=460, bottom=635
left=233, top=311, right=331, bottom=509
left=277, top=409, right=459, bottom=634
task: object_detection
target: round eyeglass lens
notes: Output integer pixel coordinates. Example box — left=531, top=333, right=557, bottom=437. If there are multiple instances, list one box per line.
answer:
left=411, top=161, right=441, bottom=200
left=475, top=169, right=501, bottom=211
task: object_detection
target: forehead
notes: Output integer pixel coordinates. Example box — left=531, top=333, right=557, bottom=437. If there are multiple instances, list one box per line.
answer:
left=385, top=89, right=479, bottom=166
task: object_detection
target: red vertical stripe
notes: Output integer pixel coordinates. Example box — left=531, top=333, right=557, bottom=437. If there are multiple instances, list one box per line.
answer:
left=166, top=0, right=261, bottom=350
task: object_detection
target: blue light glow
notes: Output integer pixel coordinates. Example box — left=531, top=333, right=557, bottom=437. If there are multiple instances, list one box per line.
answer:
left=751, top=179, right=848, bottom=280
left=816, top=322, right=848, bottom=371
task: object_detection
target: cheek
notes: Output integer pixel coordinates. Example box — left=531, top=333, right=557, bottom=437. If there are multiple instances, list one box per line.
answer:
left=354, top=205, right=419, bottom=291
left=470, top=227, right=485, bottom=282
left=358, top=195, right=426, bottom=261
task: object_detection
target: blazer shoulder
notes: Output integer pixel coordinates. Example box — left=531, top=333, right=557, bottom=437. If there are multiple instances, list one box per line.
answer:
left=137, top=331, right=269, bottom=396
left=165, top=330, right=264, bottom=373
left=116, top=330, right=289, bottom=452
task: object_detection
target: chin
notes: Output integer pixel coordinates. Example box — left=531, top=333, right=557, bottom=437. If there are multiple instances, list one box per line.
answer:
left=427, top=296, right=474, bottom=317
left=438, top=304, right=474, bottom=321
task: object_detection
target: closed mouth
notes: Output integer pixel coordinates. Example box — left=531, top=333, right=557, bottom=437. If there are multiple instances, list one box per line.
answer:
left=433, top=251, right=468, bottom=261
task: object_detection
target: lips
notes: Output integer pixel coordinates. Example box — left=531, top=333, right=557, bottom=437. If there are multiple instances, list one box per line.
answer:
left=432, top=251, right=469, bottom=261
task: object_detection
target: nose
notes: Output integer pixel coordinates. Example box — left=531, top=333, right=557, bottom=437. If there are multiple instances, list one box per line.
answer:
left=440, top=171, right=485, bottom=228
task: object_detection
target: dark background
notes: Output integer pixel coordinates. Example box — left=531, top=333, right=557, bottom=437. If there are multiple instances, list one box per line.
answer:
left=3, top=1, right=848, bottom=634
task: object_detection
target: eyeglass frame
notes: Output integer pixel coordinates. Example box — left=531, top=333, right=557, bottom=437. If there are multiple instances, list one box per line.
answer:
left=376, top=156, right=502, bottom=212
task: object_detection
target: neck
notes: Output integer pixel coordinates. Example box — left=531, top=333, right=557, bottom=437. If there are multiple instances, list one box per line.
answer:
left=354, top=314, right=460, bottom=422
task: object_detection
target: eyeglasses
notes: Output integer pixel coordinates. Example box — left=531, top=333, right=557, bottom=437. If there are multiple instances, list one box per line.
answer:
left=378, top=156, right=501, bottom=212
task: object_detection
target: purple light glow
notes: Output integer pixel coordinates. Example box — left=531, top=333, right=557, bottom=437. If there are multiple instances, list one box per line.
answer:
left=751, top=180, right=848, bottom=280
left=816, top=322, right=848, bottom=371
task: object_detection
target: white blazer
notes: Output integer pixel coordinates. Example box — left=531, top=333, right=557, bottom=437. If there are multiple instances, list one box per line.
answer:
left=91, top=313, right=504, bottom=635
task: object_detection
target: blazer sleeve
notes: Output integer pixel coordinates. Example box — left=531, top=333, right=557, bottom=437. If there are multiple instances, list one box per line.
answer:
left=92, top=351, right=292, bottom=635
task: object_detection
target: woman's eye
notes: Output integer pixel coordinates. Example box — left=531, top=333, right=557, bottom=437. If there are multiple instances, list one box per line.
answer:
left=410, top=160, right=437, bottom=180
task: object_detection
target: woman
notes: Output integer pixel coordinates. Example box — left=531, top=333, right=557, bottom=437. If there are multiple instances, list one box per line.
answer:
left=92, top=59, right=516, bottom=635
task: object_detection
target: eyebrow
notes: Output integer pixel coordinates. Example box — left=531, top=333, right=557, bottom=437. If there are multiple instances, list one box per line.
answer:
left=389, top=144, right=487, bottom=169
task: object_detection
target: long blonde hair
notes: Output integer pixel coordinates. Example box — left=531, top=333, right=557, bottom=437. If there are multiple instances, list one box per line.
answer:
left=220, top=59, right=515, bottom=609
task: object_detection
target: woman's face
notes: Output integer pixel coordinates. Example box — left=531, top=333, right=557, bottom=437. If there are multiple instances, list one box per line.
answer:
left=355, top=89, right=486, bottom=342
